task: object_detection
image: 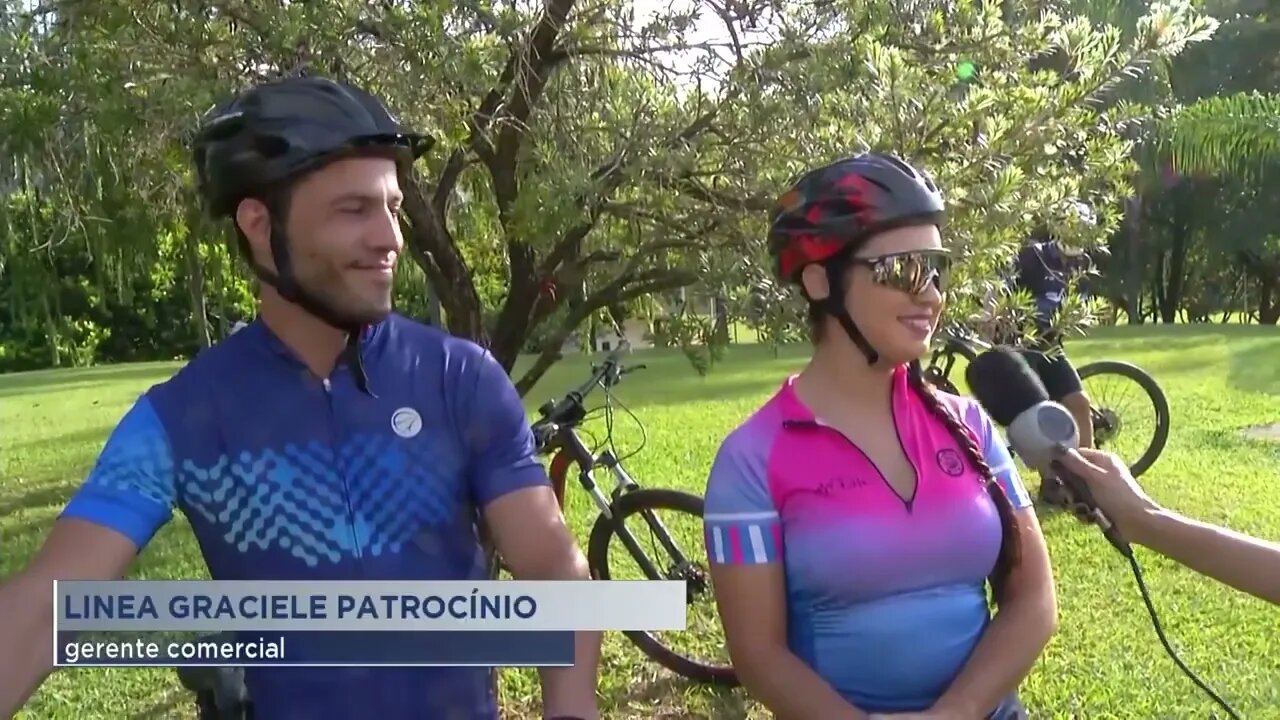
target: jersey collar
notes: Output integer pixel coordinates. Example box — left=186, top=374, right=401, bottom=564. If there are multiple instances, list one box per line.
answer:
left=241, top=317, right=385, bottom=395
left=775, top=363, right=912, bottom=426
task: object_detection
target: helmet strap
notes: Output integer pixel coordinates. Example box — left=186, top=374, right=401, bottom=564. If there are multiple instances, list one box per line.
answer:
left=248, top=214, right=375, bottom=395
left=819, top=258, right=880, bottom=366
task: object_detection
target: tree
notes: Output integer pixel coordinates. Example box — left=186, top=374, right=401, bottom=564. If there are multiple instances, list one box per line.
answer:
left=0, top=0, right=1226, bottom=380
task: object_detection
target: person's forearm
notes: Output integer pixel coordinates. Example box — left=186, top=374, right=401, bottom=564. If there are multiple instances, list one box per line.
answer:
left=1133, top=508, right=1280, bottom=605
left=531, top=550, right=601, bottom=719
left=738, top=649, right=869, bottom=720
left=0, top=578, right=57, bottom=715
left=538, top=629, right=601, bottom=719
left=931, top=596, right=1056, bottom=718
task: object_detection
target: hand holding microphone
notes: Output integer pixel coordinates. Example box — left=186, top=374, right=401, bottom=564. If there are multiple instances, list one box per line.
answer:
left=963, top=348, right=1132, bottom=556
left=1053, top=448, right=1162, bottom=545
left=963, top=347, right=1254, bottom=718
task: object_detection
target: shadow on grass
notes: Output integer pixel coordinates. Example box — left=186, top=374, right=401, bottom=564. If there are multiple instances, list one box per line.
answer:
left=0, top=482, right=77, bottom=517
left=0, top=364, right=177, bottom=398
left=3, top=425, right=117, bottom=458
left=603, top=674, right=750, bottom=719
left=1228, top=336, right=1280, bottom=395
left=128, top=689, right=191, bottom=720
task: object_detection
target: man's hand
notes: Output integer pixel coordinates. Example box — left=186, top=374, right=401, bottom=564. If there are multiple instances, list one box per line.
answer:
left=1055, top=448, right=1161, bottom=539
left=483, top=486, right=601, bottom=720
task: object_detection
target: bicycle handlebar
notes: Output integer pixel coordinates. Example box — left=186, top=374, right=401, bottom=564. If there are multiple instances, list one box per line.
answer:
left=536, top=339, right=643, bottom=427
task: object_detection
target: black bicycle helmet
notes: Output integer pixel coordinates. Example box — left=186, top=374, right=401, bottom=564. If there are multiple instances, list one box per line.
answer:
left=194, top=75, right=429, bottom=217
left=192, top=76, right=429, bottom=392
left=193, top=75, right=429, bottom=394
left=768, top=152, right=945, bottom=363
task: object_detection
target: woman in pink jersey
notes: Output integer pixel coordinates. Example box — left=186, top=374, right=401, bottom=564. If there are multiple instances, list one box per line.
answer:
left=703, top=153, right=1057, bottom=718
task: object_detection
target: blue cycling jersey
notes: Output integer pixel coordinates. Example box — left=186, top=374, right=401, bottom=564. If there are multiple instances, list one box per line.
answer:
left=60, top=314, right=549, bottom=719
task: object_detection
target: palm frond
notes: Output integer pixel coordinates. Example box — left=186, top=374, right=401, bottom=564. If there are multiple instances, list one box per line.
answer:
left=1155, top=91, right=1280, bottom=181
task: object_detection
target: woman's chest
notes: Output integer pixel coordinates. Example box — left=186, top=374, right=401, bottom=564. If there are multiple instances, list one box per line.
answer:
left=768, top=435, right=1005, bottom=603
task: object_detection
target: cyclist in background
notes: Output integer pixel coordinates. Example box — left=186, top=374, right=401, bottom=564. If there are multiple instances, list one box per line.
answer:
left=1007, top=205, right=1097, bottom=507
left=0, top=76, right=601, bottom=720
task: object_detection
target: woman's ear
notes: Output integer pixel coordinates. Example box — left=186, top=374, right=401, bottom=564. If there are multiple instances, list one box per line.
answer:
left=800, top=264, right=830, bottom=302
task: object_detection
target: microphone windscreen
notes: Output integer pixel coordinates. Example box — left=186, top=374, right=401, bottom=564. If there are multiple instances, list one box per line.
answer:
left=964, top=348, right=1051, bottom=427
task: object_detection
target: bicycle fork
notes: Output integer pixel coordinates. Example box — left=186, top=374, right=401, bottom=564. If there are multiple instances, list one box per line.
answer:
left=577, top=450, right=695, bottom=582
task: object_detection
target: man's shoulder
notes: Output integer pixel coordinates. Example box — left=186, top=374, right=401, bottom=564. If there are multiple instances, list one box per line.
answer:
left=138, top=334, right=255, bottom=414
left=378, top=314, right=493, bottom=363
left=375, top=315, right=510, bottom=400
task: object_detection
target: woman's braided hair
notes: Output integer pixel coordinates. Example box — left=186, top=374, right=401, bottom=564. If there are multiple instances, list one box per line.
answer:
left=906, top=358, right=1021, bottom=602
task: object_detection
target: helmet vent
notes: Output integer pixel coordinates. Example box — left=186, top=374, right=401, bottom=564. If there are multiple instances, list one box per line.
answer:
left=252, top=133, right=291, bottom=159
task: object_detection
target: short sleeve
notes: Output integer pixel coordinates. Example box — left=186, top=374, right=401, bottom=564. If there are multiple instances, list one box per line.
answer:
left=703, top=435, right=783, bottom=566
left=461, top=349, right=550, bottom=507
left=60, top=396, right=177, bottom=550
left=963, top=403, right=1033, bottom=510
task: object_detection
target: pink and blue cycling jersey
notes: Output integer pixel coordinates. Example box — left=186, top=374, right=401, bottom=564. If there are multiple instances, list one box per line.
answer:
left=703, top=365, right=1033, bottom=714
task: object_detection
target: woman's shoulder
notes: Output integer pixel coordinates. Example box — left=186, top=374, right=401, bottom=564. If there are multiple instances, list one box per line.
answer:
left=706, top=387, right=792, bottom=492
left=716, top=388, right=791, bottom=456
left=927, top=386, right=996, bottom=437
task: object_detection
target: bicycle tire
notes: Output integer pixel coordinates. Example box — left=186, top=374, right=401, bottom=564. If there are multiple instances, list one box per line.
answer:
left=1078, top=359, right=1171, bottom=478
left=586, top=488, right=739, bottom=688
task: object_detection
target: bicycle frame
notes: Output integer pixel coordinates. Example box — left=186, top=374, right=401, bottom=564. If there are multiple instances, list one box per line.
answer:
left=533, top=348, right=697, bottom=582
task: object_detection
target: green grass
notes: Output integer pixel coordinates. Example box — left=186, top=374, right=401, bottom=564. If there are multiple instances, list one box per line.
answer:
left=3, top=324, right=1280, bottom=718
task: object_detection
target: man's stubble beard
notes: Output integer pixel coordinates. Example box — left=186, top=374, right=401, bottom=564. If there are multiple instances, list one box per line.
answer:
left=296, top=259, right=393, bottom=327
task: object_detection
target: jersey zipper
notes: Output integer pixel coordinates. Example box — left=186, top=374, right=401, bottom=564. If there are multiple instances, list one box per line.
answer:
left=322, top=376, right=364, bottom=561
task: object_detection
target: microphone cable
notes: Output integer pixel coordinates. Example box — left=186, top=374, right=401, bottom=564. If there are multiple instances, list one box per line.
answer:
left=1116, top=541, right=1243, bottom=719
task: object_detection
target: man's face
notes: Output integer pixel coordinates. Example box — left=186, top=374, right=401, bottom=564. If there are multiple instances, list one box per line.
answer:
left=250, top=156, right=405, bottom=325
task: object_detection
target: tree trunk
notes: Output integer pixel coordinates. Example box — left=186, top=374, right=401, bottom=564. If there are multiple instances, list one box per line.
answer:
left=1259, top=275, right=1279, bottom=324
left=41, top=284, right=60, bottom=368
left=712, top=292, right=730, bottom=344
left=427, top=283, right=442, bottom=326
left=1124, top=195, right=1145, bottom=325
left=183, top=224, right=212, bottom=350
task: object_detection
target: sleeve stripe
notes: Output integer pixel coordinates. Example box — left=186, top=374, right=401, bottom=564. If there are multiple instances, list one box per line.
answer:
left=748, top=525, right=768, bottom=563
left=704, top=510, right=778, bottom=521
left=704, top=521, right=783, bottom=564
left=990, top=462, right=1015, bottom=477
left=708, top=526, right=719, bottom=563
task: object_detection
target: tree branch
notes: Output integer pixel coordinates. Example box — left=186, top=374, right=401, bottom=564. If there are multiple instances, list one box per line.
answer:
left=513, top=267, right=698, bottom=395
left=491, top=0, right=578, bottom=210
left=535, top=105, right=724, bottom=281
left=399, top=169, right=484, bottom=339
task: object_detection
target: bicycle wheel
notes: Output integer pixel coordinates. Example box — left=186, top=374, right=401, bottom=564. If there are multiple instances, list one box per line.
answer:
left=1078, top=360, right=1171, bottom=478
left=586, top=488, right=738, bottom=688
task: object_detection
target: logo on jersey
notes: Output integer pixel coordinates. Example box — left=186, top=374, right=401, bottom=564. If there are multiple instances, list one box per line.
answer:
left=391, top=407, right=423, bottom=438
left=815, top=475, right=869, bottom=497
left=936, top=449, right=965, bottom=477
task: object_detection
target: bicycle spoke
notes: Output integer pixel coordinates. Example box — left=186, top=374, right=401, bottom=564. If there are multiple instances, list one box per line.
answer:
left=1083, top=372, right=1159, bottom=465
left=603, top=505, right=731, bottom=671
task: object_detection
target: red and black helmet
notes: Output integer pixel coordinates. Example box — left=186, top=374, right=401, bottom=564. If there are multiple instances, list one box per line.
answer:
left=768, top=152, right=945, bottom=282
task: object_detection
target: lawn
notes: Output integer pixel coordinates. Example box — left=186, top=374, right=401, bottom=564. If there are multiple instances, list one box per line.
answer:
left=2, top=324, right=1279, bottom=719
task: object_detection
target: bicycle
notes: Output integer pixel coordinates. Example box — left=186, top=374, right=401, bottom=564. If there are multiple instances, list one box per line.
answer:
left=512, top=339, right=738, bottom=687
left=922, top=324, right=1171, bottom=478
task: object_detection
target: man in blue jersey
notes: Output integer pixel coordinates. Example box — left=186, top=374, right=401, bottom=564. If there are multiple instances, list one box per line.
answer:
left=0, top=76, right=601, bottom=720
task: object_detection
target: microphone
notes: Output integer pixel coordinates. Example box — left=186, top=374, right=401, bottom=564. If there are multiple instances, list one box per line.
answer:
left=964, top=348, right=1132, bottom=557
left=966, top=348, right=1243, bottom=720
